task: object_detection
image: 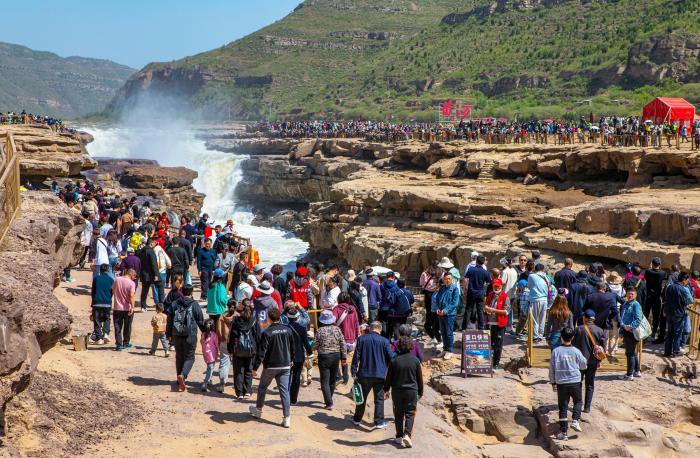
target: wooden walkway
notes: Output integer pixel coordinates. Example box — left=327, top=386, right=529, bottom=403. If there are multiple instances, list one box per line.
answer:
left=526, top=310, right=640, bottom=372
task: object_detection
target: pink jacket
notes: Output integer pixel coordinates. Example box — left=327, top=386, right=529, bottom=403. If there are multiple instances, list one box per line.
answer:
left=332, top=303, right=360, bottom=345
left=200, top=331, right=219, bottom=364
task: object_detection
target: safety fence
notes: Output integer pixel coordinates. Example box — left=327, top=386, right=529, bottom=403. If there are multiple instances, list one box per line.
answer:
left=688, top=301, right=700, bottom=361
left=0, top=132, right=20, bottom=246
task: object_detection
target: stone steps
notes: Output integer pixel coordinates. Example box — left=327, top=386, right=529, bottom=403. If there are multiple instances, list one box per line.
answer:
left=478, top=160, right=496, bottom=181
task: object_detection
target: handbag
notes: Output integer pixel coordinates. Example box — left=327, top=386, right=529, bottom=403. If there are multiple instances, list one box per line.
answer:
left=633, top=315, right=652, bottom=341
left=583, top=323, right=606, bottom=361
left=352, top=379, right=364, bottom=405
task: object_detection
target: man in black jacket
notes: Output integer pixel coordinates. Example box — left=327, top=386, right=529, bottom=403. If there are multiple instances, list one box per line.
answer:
left=167, top=238, right=189, bottom=281
left=285, top=305, right=312, bottom=405
left=584, top=281, right=618, bottom=331
left=572, top=309, right=606, bottom=413
left=165, top=285, right=205, bottom=392
left=567, top=271, right=594, bottom=325
left=138, top=238, right=160, bottom=311
left=645, top=257, right=667, bottom=343
left=554, top=258, right=577, bottom=291
left=250, top=307, right=295, bottom=428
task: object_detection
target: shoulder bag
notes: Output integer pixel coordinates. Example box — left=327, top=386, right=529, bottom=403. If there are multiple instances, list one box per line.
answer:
left=583, top=323, right=606, bottom=361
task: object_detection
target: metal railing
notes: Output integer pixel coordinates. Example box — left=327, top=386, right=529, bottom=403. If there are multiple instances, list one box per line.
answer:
left=0, top=132, right=21, bottom=245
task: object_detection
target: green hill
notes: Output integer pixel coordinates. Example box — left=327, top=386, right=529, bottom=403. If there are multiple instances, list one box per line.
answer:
left=109, top=0, right=700, bottom=120
left=0, top=42, right=136, bottom=119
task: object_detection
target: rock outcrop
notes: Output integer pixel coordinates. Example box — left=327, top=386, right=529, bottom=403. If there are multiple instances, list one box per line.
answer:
left=1, top=125, right=96, bottom=181
left=230, top=137, right=700, bottom=278
left=0, top=192, right=83, bottom=435
left=84, top=158, right=205, bottom=217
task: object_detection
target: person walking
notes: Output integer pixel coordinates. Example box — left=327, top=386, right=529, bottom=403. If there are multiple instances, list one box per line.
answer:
left=619, top=286, right=643, bottom=380
left=112, top=268, right=137, bottom=351
left=229, top=299, right=261, bottom=399
left=285, top=304, right=312, bottom=405
left=351, top=321, right=395, bottom=429
left=545, top=291, right=574, bottom=349
left=250, top=307, right=295, bottom=428
left=90, top=263, right=114, bottom=345
left=383, top=335, right=424, bottom=449
left=206, top=268, right=229, bottom=323
left=149, top=302, right=169, bottom=357
left=549, top=327, right=587, bottom=441
left=664, top=272, right=694, bottom=358
left=138, top=238, right=160, bottom=311
left=434, top=272, right=460, bottom=359
left=419, top=261, right=443, bottom=347
left=197, top=238, right=217, bottom=301
left=153, top=240, right=171, bottom=305
left=166, top=285, right=206, bottom=392
left=311, top=310, right=347, bottom=409
left=572, top=309, right=605, bottom=412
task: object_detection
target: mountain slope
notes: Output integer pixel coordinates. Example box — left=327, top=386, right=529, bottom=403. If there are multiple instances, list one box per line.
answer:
left=109, top=0, right=699, bottom=120
left=0, top=42, right=136, bottom=119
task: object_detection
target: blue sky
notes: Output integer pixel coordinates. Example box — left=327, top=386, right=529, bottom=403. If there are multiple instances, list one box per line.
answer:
left=0, top=0, right=300, bottom=69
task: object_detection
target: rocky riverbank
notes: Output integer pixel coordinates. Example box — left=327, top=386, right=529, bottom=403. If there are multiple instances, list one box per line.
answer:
left=228, top=137, right=700, bottom=280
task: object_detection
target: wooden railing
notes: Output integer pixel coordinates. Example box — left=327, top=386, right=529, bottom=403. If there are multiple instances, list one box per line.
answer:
left=0, top=132, right=21, bottom=245
left=687, top=300, right=700, bottom=360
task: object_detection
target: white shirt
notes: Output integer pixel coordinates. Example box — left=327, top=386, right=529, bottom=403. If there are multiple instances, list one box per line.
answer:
left=100, top=223, right=113, bottom=238
left=154, top=245, right=172, bottom=274
left=235, top=282, right=253, bottom=302
left=94, top=237, right=109, bottom=266
left=322, top=286, right=341, bottom=309
left=501, top=267, right=518, bottom=298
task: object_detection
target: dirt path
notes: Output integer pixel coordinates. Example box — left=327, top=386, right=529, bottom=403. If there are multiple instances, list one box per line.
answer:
left=31, top=268, right=476, bottom=457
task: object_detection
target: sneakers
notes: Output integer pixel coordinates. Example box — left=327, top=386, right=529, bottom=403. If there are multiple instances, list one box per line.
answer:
left=124, top=343, right=134, bottom=349
left=244, top=393, right=252, bottom=398
left=249, top=406, right=262, bottom=418
left=556, top=432, right=568, bottom=441
left=96, top=339, right=105, bottom=345
left=201, top=384, right=209, bottom=392
left=148, top=350, right=156, bottom=356
left=570, top=420, right=583, bottom=432
left=216, top=383, right=225, bottom=393
left=301, top=381, right=308, bottom=387
left=164, top=351, right=170, bottom=358
left=619, top=374, right=634, bottom=381
left=115, top=346, right=123, bottom=352
left=402, top=435, right=413, bottom=448
left=436, top=351, right=446, bottom=358
left=633, top=371, right=642, bottom=378
left=282, top=416, right=291, bottom=428
left=435, top=342, right=444, bottom=349
left=429, top=338, right=437, bottom=345
left=375, top=421, right=388, bottom=430
left=325, top=404, right=334, bottom=411
left=177, top=375, right=186, bottom=392
left=443, top=352, right=453, bottom=360
left=103, top=335, right=111, bottom=343
left=394, top=437, right=403, bottom=445
left=351, top=419, right=362, bottom=426
left=88, top=337, right=97, bottom=345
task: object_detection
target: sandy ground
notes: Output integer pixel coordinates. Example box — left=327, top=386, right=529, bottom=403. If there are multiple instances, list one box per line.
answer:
left=26, top=268, right=474, bottom=457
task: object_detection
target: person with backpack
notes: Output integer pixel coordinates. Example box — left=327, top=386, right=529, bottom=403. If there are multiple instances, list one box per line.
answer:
left=572, top=309, right=606, bottom=413
left=166, top=285, right=206, bottom=392
left=249, top=307, right=295, bottom=428
left=229, top=299, right=261, bottom=399
left=285, top=304, right=312, bottom=405
left=138, top=238, right=161, bottom=312
left=379, top=272, right=409, bottom=339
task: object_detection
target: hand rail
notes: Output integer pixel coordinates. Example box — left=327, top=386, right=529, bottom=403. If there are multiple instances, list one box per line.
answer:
left=687, top=300, right=700, bottom=360
left=0, top=132, right=21, bottom=245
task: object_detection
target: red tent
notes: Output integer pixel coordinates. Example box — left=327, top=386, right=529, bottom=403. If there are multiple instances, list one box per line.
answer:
left=642, top=97, right=696, bottom=125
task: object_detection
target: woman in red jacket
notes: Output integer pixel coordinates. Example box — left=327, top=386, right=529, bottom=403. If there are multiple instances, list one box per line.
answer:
left=484, top=279, right=511, bottom=368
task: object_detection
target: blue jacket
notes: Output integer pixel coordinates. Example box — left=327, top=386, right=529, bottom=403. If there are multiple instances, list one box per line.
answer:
left=351, top=332, right=395, bottom=379
left=620, top=300, right=642, bottom=329
left=664, top=281, right=693, bottom=318
left=433, top=283, right=460, bottom=316
left=196, top=248, right=217, bottom=272
left=363, top=278, right=382, bottom=310
left=91, top=273, right=114, bottom=306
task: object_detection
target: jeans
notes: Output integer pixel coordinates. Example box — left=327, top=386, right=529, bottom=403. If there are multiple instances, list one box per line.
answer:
left=200, top=270, right=212, bottom=299
left=289, top=362, right=304, bottom=404
left=233, top=356, right=254, bottom=396
left=665, top=314, right=686, bottom=356
left=318, top=352, right=341, bottom=407
left=150, top=332, right=168, bottom=353
left=151, top=272, right=167, bottom=304
left=423, top=291, right=441, bottom=342
left=580, top=360, right=598, bottom=411
left=218, top=342, right=231, bottom=386
left=386, top=316, right=407, bottom=340
left=530, top=299, right=548, bottom=339
left=204, top=362, right=215, bottom=386
left=92, top=307, right=111, bottom=340
left=112, top=310, right=132, bottom=348
left=490, top=325, right=505, bottom=366
left=438, top=314, right=456, bottom=352
left=557, top=382, right=582, bottom=433
left=256, top=367, right=291, bottom=418
left=172, top=335, right=196, bottom=379
left=353, top=376, right=385, bottom=424
left=463, top=295, right=485, bottom=330
left=78, top=245, right=90, bottom=268
left=392, top=389, right=418, bottom=438
left=621, top=329, right=640, bottom=375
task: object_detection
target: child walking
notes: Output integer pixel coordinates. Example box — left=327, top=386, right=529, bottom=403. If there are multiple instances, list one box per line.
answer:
left=200, top=319, right=219, bottom=392
left=149, top=303, right=169, bottom=356
left=383, top=335, right=424, bottom=449
left=549, top=326, right=588, bottom=441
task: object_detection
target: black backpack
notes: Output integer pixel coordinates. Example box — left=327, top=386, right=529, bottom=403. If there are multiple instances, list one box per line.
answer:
left=173, top=300, right=194, bottom=337
left=235, top=322, right=256, bottom=358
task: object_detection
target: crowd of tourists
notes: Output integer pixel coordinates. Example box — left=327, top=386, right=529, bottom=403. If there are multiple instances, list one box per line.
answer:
left=0, top=109, right=66, bottom=131
left=247, top=116, right=700, bottom=148
left=67, top=184, right=698, bottom=445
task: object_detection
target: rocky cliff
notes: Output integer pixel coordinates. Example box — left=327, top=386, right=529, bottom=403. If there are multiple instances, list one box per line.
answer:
left=1, top=125, right=96, bottom=182
left=232, top=138, right=700, bottom=281
left=0, top=192, right=83, bottom=436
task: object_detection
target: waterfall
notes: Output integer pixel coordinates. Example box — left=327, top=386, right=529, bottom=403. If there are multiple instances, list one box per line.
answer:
left=81, top=124, right=308, bottom=270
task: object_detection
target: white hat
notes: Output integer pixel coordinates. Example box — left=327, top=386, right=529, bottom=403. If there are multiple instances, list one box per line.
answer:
left=319, top=310, right=336, bottom=325
left=471, top=251, right=479, bottom=258
left=437, top=257, right=454, bottom=269
left=256, top=281, right=272, bottom=294
left=347, top=269, right=356, bottom=282
left=246, top=274, right=258, bottom=285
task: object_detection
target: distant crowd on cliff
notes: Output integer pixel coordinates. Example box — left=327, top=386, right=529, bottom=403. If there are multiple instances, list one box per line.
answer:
left=0, top=109, right=67, bottom=132
left=247, top=116, right=700, bottom=149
